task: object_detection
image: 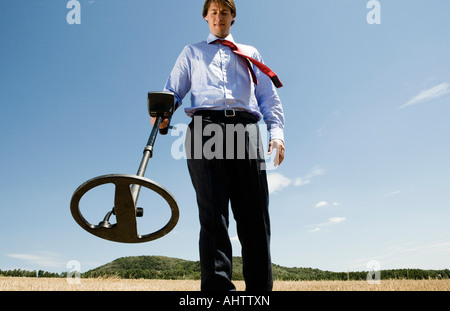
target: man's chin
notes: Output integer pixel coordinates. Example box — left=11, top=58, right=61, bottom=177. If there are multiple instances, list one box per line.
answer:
left=212, top=30, right=229, bottom=38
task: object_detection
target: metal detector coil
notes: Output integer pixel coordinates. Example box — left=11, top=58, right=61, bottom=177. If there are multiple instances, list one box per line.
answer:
left=70, top=92, right=179, bottom=243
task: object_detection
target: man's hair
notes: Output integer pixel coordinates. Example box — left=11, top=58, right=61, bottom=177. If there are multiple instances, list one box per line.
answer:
left=203, top=0, right=236, bottom=25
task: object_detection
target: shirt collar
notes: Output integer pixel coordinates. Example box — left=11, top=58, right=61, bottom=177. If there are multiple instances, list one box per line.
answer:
left=207, top=33, right=236, bottom=44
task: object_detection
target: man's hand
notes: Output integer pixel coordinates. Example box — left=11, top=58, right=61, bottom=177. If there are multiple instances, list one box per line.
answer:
left=150, top=117, right=170, bottom=129
left=267, top=139, right=285, bottom=167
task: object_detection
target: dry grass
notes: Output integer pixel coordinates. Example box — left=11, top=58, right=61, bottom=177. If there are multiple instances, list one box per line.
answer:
left=1, top=277, right=450, bottom=291
left=273, top=279, right=450, bottom=291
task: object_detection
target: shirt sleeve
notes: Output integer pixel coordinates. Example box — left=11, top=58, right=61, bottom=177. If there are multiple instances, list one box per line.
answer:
left=163, top=46, right=192, bottom=109
left=252, top=51, right=285, bottom=142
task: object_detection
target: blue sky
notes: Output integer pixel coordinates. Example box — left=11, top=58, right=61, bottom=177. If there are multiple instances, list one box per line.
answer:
left=1, top=0, right=450, bottom=275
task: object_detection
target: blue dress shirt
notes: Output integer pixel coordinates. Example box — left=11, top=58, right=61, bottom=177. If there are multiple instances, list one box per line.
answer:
left=163, top=33, right=285, bottom=141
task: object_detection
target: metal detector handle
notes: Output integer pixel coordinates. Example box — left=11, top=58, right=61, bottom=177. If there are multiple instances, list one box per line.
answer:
left=130, top=116, right=163, bottom=204
left=159, top=116, right=172, bottom=135
left=159, top=100, right=180, bottom=135
left=130, top=91, right=175, bottom=202
left=145, top=116, right=163, bottom=156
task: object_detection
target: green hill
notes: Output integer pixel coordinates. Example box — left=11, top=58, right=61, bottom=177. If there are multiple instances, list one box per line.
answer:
left=83, top=255, right=334, bottom=280
left=82, top=256, right=450, bottom=281
left=84, top=256, right=201, bottom=280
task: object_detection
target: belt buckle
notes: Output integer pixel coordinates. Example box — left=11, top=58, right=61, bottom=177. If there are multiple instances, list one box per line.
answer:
left=224, top=109, right=236, bottom=117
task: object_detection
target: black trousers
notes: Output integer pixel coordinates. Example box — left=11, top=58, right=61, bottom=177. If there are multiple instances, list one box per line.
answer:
left=186, top=112, right=273, bottom=291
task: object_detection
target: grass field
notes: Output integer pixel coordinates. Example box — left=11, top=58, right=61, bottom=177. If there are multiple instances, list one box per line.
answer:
left=1, top=277, right=450, bottom=291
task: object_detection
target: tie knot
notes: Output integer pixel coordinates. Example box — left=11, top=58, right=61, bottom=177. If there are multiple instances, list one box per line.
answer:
left=216, top=39, right=237, bottom=51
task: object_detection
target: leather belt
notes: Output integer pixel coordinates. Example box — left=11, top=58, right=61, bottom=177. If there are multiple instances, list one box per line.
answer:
left=193, top=109, right=258, bottom=122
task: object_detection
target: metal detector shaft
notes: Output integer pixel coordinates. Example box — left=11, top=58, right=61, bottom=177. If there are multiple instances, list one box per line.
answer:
left=130, top=116, right=163, bottom=204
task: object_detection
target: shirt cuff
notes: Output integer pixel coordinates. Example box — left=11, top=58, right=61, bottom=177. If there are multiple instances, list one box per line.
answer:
left=269, top=127, right=284, bottom=142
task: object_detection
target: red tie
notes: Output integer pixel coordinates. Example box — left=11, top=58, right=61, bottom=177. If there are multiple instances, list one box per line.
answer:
left=217, top=39, right=283, bottom=88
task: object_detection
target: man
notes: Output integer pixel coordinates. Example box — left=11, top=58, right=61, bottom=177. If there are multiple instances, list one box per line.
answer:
left=153, top=0, right=285, bottom=291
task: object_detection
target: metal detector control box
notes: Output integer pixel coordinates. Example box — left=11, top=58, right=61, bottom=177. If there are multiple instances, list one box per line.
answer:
left=148, top=91, right=175, bottom=118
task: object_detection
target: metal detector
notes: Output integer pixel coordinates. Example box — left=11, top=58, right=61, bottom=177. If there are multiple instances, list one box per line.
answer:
left=70, top=92, right=179, bottom=243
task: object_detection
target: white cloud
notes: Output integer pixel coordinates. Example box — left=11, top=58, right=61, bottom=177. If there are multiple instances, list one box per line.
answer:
left=315, top=201, right=342, bottom=208
left=315, top=201, right=328, bottom=208
left=294, top=166, right=326, bottom=187
left=328, top=217, right=346, bottom=224
left=398, top=82, right=450, bottom=109
left=267, top=166, right=325, bottom=195
left=384, top=190, right=401, bottom=197
left=308, top=217, right=346, bottom=233
left=7, top=251, right=65, bottom=268
left=308, top=227, right=321, bottom=233
left=346, top=241, right=450, bottom=271
left=267, top=172, right=291, bottom=194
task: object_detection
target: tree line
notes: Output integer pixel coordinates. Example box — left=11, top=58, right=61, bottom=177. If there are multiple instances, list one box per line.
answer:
left=2, top=268, right=449, bottom=281
left=0, top=269, right=63, bottom=278
left=2, top=255, right=450, bottom=281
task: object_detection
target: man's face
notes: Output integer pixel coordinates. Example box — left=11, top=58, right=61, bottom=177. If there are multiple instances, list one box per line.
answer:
left=204, top=2, right=235, bottom=38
